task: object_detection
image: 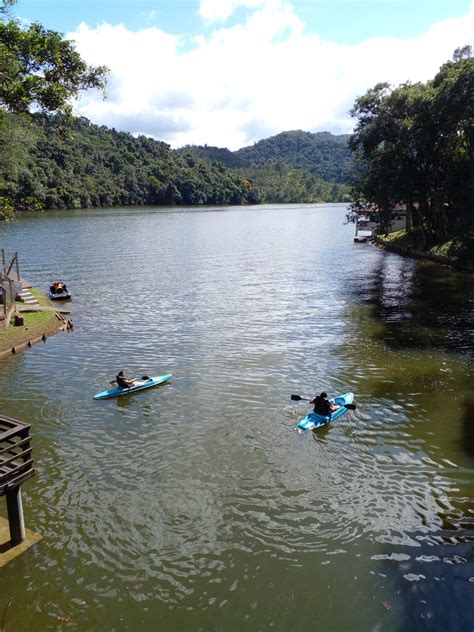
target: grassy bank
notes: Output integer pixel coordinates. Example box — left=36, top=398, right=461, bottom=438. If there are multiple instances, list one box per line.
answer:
left=0, top=289, right=67, bottom=355
left=375, top=229, right=474, bottom=272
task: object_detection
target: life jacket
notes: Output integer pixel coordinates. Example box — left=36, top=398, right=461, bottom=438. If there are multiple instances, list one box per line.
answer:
left=314, top=396, right=331, bottom=415
left=116, top=374, right=128, bottom=388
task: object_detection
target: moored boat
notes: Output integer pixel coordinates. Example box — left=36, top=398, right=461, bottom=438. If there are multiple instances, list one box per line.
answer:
left=49, top=280, right=71, bottom=300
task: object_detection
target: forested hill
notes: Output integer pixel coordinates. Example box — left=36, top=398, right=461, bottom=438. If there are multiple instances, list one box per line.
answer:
left=1, top=114, right=352, bottom=215
left=237, top=131, right=353, bottom=183
left=0, top=113, right=259, bottom=213
left=177, top=130, right=353, bottom=183
left=175, top=130, right=353, bottom=205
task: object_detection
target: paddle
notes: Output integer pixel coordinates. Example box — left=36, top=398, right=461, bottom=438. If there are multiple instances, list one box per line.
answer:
left=290, top=394, right=356, bottom=410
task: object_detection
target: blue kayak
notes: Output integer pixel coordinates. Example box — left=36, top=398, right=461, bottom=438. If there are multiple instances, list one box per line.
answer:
left=297, top=392, right=354, bottom=431
left=93, top=374, right=172, bottom=400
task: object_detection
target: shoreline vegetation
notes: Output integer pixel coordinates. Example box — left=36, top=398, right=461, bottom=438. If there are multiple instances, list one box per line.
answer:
left=350, top=49, right=473, bottom=268
left=374, top=230, right=474, bottom=273
left=0, top=115, right=352, bottom=219
left=0, top=289, right=71, bottom=357
left=1, top=10, right=472, bottom=278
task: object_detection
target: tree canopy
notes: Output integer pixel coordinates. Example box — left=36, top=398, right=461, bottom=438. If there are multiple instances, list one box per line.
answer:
left=1, top=113, right=352, bottom=215
left=0, top=0, right=109, bottom=218
left=1, top=113, right=260, bottom=211
left=349, top=48, right=473, bottom=244
left=0, top=1, right=107, bottom=116
left=235, top=130, right=353, bottom=184
left=176, top=130, right=353, bottom=204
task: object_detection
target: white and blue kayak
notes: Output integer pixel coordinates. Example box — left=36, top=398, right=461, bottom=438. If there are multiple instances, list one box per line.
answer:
left=297, top=392, right=354, bottom=431
left=93, top=374, right=172, bottom=400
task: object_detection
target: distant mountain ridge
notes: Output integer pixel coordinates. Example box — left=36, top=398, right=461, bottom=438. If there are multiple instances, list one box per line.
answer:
left=1, top=114, right=353, bottom=214
left=176, top=130, right=354, bottom=183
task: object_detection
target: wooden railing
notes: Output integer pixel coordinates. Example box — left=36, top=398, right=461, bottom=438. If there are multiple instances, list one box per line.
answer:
left=0, top=250, right=22, bottom=328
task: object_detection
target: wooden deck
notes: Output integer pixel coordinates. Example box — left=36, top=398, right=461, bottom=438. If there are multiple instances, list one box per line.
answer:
left=0, top=415, right=41, bottom=564
left=0, top=415, right=35, bottom=496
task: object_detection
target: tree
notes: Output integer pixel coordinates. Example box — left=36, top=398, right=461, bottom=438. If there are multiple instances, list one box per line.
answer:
left=0, top=20, right=108, bottom=115
left=0, top=0, right=15, bottom=16
left=349, top=50, right=474, bottom=243
left=453, top=45, right=472, bottom=62
left=0, top=0, right=108, bottom=218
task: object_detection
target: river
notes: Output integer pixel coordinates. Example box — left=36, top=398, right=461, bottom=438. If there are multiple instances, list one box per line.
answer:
left=0, top=204, right=473, bottom=631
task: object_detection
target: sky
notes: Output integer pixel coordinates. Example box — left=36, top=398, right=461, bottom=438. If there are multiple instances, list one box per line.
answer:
left=12, top=0, right=474, bottom=150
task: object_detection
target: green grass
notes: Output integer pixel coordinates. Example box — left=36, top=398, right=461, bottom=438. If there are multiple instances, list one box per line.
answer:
left=377, top=229, right=474, bottom=270
left=30, top=287, right=52, bottom=306
left=1, top=288, right=64, bottom=352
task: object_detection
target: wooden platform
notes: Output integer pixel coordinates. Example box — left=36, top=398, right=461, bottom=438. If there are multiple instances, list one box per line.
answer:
left=0, top=415, right=35, bottom=495
left=0, top=516, right=42, bottom=566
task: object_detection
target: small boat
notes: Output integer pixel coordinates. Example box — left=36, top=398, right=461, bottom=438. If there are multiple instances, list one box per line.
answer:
left=93, top=374, right=172, bottom=400
left=297, top=392, right=354, bottom=431
left=49, top=280, right=71, bottom=300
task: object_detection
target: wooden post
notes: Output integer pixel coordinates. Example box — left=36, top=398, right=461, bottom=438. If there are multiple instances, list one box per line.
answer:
left=9, top=277, right=15, bottom=308
left=1, top=285, right=5, bottom=322
left=1, top=415, right=35, bottom=549
left=6, top=487, right=25, bottom=544
left=15, top=252, right=20, bottom=285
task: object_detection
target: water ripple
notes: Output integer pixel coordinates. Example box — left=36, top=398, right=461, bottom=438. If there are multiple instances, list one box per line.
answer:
left=0, top=205, right=473, bottom=630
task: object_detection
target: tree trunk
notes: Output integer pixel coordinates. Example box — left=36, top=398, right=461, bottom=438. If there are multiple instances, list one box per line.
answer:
left=432, top=189, right=447, bottom=239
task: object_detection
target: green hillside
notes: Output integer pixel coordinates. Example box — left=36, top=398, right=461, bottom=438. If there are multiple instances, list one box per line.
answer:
left=177, top=130, right=353, bottom=182
left=176, top=130, right=353, bottom=204
left=1, top=114, right=353, bottom=216
left=176, top=145, right=243, bottom=169
left=235, top=130, right=353, bottom=183
left=0, top=113, right=259, bottom=215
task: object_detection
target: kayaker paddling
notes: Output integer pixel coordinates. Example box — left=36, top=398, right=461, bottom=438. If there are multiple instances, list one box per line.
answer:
left=94, top=374, right=172, bottom=399
left=115, top=370, right=139, bottom=389
left=290, top=392, right=356, bottom=431
left=309, top=392, right=340, bottom=416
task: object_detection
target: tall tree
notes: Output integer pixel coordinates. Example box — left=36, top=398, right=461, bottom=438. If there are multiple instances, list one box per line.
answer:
left=349, top=50, right=473, bottom=243
left=0, top=18, right=107, bottom=115
left=0, top=0, right=108, bottom=219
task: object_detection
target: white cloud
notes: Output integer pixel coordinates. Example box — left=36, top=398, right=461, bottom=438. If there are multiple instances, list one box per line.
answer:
left=140, top=10, right=159, bottom=22
left=69, top=0, right=474, bottom=150
left=198, top=0, right=265, bottom=23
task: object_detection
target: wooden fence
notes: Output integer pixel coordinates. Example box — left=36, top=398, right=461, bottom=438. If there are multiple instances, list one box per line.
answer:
left=0, top=250, right=22, bottom=328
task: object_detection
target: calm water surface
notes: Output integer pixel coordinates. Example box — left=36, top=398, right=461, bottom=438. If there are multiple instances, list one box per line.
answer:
left=0, top=204, right=473, bottom=631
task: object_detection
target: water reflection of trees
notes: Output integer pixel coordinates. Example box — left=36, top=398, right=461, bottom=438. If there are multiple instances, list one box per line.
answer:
left=349, top=252, right=474, bottom=357
left=343, top=252, right=474, bottom=628
left=460, top=396, right=474, bottom=458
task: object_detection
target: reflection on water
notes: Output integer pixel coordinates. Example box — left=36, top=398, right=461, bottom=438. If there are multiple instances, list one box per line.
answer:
left=350, top=252, right=474, bottom=355
left=0, top=204, right=473, bottom=631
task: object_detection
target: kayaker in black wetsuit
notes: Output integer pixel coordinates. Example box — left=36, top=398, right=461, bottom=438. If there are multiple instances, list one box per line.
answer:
left=310, top=392, right=339, bottom=415
left=116, top=370, right=138, bottom=388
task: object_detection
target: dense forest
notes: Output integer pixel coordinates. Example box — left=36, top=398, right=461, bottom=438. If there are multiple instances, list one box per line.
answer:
left=0, top=0, right=351, bottom=217
left=177, top=130, right=353, bottom=182
left=177, top=130, right=353, bottom=205
left=0, top=113, right=260, bottom=215
left=0, top=116, right=353, bottom=217
left=1, top=0, right=471, bottom=246
left=349, top=46, right=473, bottom=250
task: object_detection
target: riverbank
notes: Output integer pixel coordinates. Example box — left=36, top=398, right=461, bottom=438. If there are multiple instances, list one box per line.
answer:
left=0, top=289, right=71, bottom=357
left=374, top=229, right=474, bottom=272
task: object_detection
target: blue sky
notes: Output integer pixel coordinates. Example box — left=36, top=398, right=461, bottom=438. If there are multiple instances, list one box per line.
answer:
left=11, top=0, right=474, bottom=149
left=15, top=0, right=472, bottom=44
